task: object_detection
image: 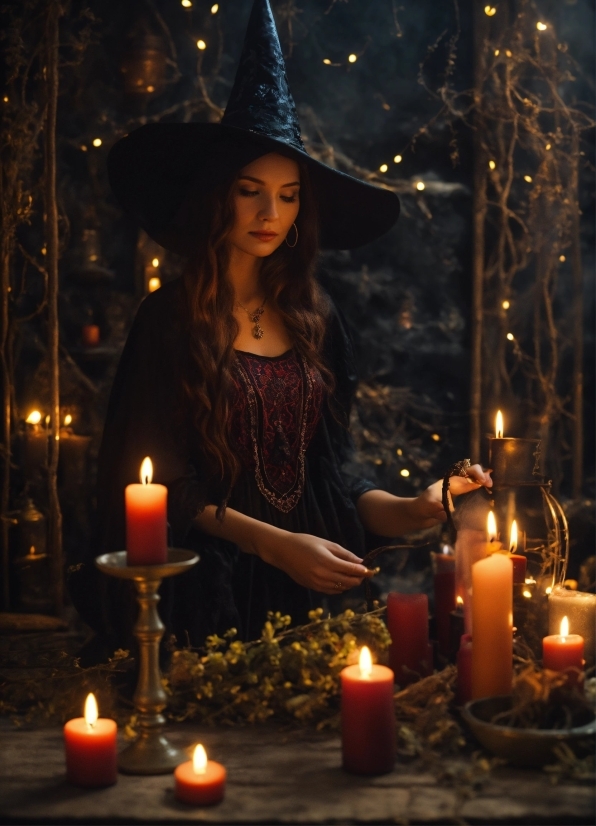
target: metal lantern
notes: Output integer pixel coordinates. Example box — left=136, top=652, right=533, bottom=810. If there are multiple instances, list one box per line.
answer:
left=14, top=498, right=52, bottom=613
left=121, top=22, right=167, bottom=97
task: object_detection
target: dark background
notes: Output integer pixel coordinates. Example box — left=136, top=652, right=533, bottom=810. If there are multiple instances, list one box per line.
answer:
left=5, top=0, right=595, bottom=604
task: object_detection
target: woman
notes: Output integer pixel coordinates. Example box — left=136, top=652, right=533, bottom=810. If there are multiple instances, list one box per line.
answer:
left=84, top=0, right=490, bottom=650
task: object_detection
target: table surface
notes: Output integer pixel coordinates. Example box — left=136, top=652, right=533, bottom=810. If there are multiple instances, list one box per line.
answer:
left=0, top=723, right=594, bottom=824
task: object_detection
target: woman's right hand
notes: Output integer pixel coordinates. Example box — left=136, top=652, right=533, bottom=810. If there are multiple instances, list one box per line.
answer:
left=256, top=529, right=372, bottom=594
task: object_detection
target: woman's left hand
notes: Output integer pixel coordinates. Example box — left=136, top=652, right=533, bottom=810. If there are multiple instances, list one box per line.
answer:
left=407, top=464, right=492, bottom=530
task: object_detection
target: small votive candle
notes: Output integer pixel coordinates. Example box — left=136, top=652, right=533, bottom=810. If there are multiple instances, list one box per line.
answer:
left=175, top=744, right=226, bottom=805
left=63, top=694, right=117, bottom=787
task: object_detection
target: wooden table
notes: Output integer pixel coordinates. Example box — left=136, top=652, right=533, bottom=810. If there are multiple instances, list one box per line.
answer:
left=0, top=723, right=593, bottom=824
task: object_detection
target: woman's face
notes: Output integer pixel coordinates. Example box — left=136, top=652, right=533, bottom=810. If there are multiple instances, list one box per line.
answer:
left=228, top=153, right=300, bottom=258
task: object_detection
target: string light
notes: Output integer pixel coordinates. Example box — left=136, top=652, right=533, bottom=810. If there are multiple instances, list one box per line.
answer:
left=197, top=39, right=207, bottom=50
left=545, top=143, right=552, bottom=150
left=92, top=138, right=102, bottom=147
left=181, top=0, right=192, bottom=6
left=416, top=181, right=425, bottom=191
left=506, top=332, right=514, bottom=341
left=488, top=160, right=496, bottom=170
left=502, top=300, right=510, bottom=309
left=41, top=247, right=46, bottom=255
left=431, top=433, right=440, bottom=442
left=523, top=175, right=532, bottom=183
left=396, top=448, right=403, bottom=456
left=559, top=254, right=566, bottom=262
left=505, top=49, right=512, bottom=57
left=2, top=96, right=8, bottom=103
left=80, top=145, right=87, bottom=151
left=211, top=3, right=219, bottom=12
left=400, top=469, right=410, bottom=477
left=146, top=85, right=155, bottom=93
left=148, top=277, right=161, bottom=293
left=494, top=49, right=500, bottom=56
left=323, top=58, right=332, bottom=65
left=393, top=154, right=402, bottom=163
left=484, top=6, right=497, bottom=16
left=522, top=589, right=532, bottom=599
left=545, top=586, right=552, bottom=595
left=64, top=414, right=72, bottom=426
left=151, top=257, right=160, bottom=267
left=348, top=54, right=358, bottom=63
left=536, top=22, right=547, bottom=31
left=379, top=163, right=388, bottom=173
left=26, top=411, right=42, bottom=425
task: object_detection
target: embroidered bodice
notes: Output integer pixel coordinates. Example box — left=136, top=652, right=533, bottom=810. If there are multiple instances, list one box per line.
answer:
left=230, top=349, right=324, bottom=512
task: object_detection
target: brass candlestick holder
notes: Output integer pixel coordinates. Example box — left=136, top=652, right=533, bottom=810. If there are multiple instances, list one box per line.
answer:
left=95, top=549, right=198, bottom=775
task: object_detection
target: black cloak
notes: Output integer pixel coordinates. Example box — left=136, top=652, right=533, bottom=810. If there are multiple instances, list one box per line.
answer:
left=69, top=277, right=377, bottom=651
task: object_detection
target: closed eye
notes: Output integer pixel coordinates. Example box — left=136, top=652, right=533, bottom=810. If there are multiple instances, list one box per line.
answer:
left=281, top=194, right=298, bottom=203
left=239, top=188, right=259, bottom=197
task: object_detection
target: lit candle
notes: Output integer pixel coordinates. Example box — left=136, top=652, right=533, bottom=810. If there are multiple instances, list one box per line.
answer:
left=543, top=616, right=584, bottom=686
left=341, top=646, right=395, bottom=775
left=387, top=593, right=432, bottom=685
left=125, top=457, right=168, bottom=565
left=63, top=693, right=117, bottom=787
left=508, top=519, right=527, bottom=583
left=432, top=546, right=456, bottom=656
left=471, top=553, right=513, bottom=699
left=489, top=410, right=541, bottom=486
left=496, top=409, right=504, bottom=439
left=175, top=744, right=226, bottom=805
left=548, top=586, right=595, bottom=670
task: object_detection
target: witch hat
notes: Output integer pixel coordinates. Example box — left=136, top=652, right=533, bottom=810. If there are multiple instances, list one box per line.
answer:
left=108, top=0, right=399, bottom=253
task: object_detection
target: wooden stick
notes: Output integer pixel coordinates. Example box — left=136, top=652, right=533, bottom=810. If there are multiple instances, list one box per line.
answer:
left=570, top=132, right=583, bottom=499
left=45, top=1, right=64, bottom=616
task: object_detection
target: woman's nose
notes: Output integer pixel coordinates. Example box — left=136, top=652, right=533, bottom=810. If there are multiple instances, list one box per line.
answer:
left=258, top=195, right=278, bottom=221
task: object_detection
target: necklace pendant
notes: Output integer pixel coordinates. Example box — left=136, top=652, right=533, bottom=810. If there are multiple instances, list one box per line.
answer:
left=252, top=323, right=264, bottom=340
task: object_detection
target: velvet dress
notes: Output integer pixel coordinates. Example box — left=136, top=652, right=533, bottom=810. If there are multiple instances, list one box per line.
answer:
left=74, top=276, right=377, bottom=650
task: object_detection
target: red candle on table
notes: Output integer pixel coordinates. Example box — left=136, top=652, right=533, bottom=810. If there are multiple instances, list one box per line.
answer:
left=508, top=520, right=527, bottom=584
left=543, top=616, right=584, bottom=686
left=341, top=646, right=395, bottom=775
left=387, top=593, right=431, bottom=686
left=175, top=744, right=226, bottom=805
left=456, top=634, right=473, bottom=705
left=432, top=548, right=456, bottom=656
left=63, top=694, right=117, bottom=787
left=125, top=456, right=167, bottom=565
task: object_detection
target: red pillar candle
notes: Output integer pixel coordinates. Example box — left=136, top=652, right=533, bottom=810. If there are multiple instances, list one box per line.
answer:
left=63, top=694, right=117, bottom=787
left=456, top=634, right=473, bottom=705
left=510, top=554, right=527, bottom=584
left=387, top=592, right=431, bottom=686
left=341, top=646, right=395, bottom=776
left=175, top=745, right=226, bottom=805
left=543, top=616, right=584, bottom=686
left=125, top=456, right=167, bottom=565
left=432, top=548, right=456, bottom=656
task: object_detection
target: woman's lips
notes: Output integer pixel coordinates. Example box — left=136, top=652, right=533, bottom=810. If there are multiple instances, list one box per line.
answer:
left=249, top=231, right=278, bottom=241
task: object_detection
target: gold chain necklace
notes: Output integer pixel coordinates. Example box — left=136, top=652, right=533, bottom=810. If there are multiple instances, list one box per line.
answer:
left=236, top=298, right=267, bottom=340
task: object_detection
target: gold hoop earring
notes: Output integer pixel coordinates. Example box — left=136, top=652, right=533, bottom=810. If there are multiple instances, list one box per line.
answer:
left=285, top=222, right=298, bottom=248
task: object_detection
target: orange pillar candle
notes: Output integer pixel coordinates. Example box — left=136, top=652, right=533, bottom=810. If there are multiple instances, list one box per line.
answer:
left=175, top=744, right=226, bottom=805
left=543, top=616, right=584, bottom=686
left=471, top=553, right=513, bottom=699
left=125, top=457, right=167, bottom=565
left=341, top=646, right=395, bottom=775
left=63, top=694, right=117, bottom=787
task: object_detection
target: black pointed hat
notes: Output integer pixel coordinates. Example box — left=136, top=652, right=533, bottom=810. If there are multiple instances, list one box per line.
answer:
left=108, top=0, right=399, bottom=253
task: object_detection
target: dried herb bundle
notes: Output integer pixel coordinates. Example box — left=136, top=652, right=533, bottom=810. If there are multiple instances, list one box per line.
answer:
left=166, top=608, right=391, bottom=727
left=492, top=665, right=595, bottom=730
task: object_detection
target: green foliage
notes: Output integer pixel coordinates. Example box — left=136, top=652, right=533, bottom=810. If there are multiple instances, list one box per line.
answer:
left=165, top=607, right=391, bottom=726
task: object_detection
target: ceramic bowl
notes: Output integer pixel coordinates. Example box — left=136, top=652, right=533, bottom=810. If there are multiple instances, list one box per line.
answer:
left=462, top=695, right=595, bottom=768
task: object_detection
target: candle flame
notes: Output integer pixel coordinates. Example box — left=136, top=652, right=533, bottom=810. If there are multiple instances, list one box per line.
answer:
left=495, top=410, right=504, bottom=439
left=359, top=646, right=373, bottom=678
left=26, top=410, right=42, bottom=425
left=193, top=744, right=208, bottom=775
left=64, top=414, right=72, bottom=426
left=487, top=511, right=497, bottom=543
left=148, top=276, right=161, bottom=293
left=560, top=616, right=569, bottom=638
left=140, top=457, right=153, bottom=485
left=84, top=693, right=98, bottom=727
left=509, top=520, right=518, bottom=553
left=456, top=595, right=464, bottom=606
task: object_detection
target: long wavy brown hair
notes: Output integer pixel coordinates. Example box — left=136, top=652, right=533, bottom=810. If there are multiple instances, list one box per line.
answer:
left=181, top=159, right=336, bottom=501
